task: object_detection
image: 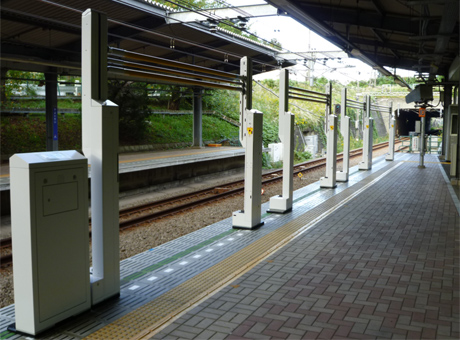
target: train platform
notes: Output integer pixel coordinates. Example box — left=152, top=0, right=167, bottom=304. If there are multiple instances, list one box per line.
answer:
left=0, top=146, right=245, bottom=191
left=0, top=153, right=458, bottom=339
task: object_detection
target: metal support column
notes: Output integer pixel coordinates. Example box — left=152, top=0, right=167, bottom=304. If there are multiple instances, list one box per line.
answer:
left=419, top=115, right=426, bottom=168
left=337, top=88, right=350, bottom=182
left=193, top=87, right=203, bottom=148
left=444, top=86, right=453, bottom=161
left=320, top=114, right=338, bottom=188
left=268, top=69, right=294, bottom=213
left=232, top=57, right=264, bottom=229
left=82, top=9, right=120, bottom=305
left=45, top=69, right=58, bottom=151
left=359, top=95, right=373, bottom=170
left=1, top=68, right=8, bottom=104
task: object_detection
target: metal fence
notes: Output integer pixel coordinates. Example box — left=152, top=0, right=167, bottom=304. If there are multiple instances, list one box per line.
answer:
left=398, top=135, right=441, bottom=154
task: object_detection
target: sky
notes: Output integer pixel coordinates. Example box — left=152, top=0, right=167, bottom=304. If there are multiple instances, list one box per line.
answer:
left=224, top=0, right=416, bottom=84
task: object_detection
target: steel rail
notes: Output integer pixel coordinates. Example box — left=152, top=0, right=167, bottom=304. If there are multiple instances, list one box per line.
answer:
left=109, top=47, right=240, bottom=80
left=0, top=139, right=409, bottom=268
left=107, top=58, right=242, bottom=85
left=117, top=140, right=395, bottom=230
left=108, top=67, right=243, bottom=92
left=0, top=237, right=11, bottom=249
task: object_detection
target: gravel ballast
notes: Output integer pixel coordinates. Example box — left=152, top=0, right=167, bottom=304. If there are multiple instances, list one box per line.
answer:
left=0, top=149, right=390, bottom=308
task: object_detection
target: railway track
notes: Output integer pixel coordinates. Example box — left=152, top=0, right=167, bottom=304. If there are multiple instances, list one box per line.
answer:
left=0, top=139, right=405, bottom=268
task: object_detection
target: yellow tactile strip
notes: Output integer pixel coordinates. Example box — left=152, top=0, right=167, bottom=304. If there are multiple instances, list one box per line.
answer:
left=85, top=162, right=401, bottom=340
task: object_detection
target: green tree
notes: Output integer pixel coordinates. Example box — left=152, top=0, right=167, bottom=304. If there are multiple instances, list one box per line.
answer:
left=107, top=80, right=151, bottom=143
left=2, top=70, right=45, bottom=101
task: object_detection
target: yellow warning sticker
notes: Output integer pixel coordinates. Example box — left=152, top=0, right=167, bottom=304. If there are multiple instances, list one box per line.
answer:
left=391, top=124, right=394, bottom=128
left=247, top=127, right=253, bottom=135
left=298, top=172, right=303, bottom=178
left=366, top=125, right=369, bottom=129
left=330, top=125, right=334, bottom=130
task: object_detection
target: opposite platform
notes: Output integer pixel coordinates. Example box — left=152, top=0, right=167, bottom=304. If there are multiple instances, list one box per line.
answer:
left=0, top=153, right=458, bottom=339
left=0, top=146, right=245, bottom=190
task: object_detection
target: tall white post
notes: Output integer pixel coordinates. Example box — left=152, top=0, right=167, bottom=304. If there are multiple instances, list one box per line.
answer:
left=268, top=69, right=294, bottom=213
left=337, top=88, right=350, bottom=182
left=359, top=95, right=373, bottom=170
left=232, top=57, right=264, bottom=229
left=386, top=103, right=395, bottom=161
left=82, top=9, right=120, bottom=305
left=320, top=83, right=337, bottom=188
left=320, top=114, right=338, bottom=188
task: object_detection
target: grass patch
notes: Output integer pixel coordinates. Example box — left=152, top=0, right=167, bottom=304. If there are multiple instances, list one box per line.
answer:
left=0, top=114, right=241, bottom=155
left=145, top=114, right=239, bottom=145
left=3, top=98, right=81, bottom=110
left=1, top=116, right=82, bottom=155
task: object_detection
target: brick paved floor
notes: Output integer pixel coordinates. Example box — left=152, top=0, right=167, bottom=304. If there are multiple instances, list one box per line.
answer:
left=153, top=159, right=459, bottom=339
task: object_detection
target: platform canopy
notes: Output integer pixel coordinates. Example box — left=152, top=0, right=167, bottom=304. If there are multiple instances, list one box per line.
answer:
left=0, top=0, right=294, bottom=78
left=266, top=0, right=459, bottom=86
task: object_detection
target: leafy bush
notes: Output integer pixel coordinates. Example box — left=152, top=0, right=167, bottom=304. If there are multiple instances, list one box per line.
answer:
left=271, top=160, right=284, bottom=169
left=143, top=114, right=239, bottom=145
left=1, top=116, right=82, bottom=155
left=262, top=122, right=279, bottom=147
left=203, top=89, right=239, bottom=121
left=294, top=150, right=312, bottom=163
left=108, top=81, right=151, bottom=144
left=261, top=152, right=272, bottom=169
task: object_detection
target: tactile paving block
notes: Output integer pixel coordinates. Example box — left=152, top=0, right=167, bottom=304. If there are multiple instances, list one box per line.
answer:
left=85, top=162, right=402, bottom=339
left=0, top=154, right=424, bottom=340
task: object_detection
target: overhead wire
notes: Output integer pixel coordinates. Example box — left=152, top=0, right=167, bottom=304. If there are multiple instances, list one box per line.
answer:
left=37, top=0, right=363, bottom=84
left=159, top=0, right=283, bottom=50
left=37, top=0, right=280, bottom=70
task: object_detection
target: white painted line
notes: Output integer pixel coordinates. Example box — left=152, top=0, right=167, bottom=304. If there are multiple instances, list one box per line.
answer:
left=164, top=268, right=174, bottom=273
left=227, top=238, right=235, bottom=241
left=129, top=285, right=140, bottom=290
left=179, top=261, right=188, bottom=265
left=205, top=248, right=214, bottom=252
left=147, top=276, right=158, bottom=281
left=193, top=254, right=202, bottom=259
left=216, top=243, right=224, bottom=246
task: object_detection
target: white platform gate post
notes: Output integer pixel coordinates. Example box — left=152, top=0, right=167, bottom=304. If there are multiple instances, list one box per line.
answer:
left=82, top=9, right=120, bottom=305
left=268, top=69, right=294, bottom=213
left=232, top=57, right=264, bottom=229
left=359, top=95, right=374, bottom=170
left=386, top=103, right=395, bottom=161
left=337, top=88, right=350, bottom=182
left=320, top=83, right=337, bottom=188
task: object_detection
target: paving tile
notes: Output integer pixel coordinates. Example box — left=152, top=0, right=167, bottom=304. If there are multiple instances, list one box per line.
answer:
left=145, top=157, right=458, bottom=340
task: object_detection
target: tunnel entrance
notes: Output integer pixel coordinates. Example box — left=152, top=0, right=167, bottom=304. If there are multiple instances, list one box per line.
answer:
left=395, top=108, right=442, bottom=136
